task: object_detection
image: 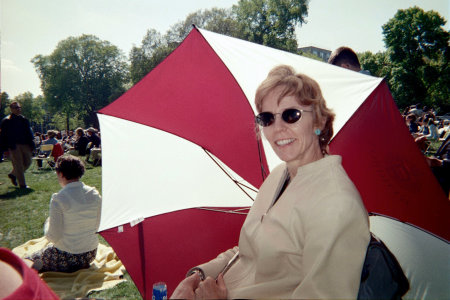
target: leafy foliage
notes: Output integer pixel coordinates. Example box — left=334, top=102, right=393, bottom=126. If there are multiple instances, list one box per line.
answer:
left=232, top=0, right=308, bottom=52
left=130, top=0, right=309, bottom=83
left=0, top=92, right=11, bottom=120
left=130, top=7, right=242, bottom=84
left=129, top=29, right=176, bottom=84
left=13, top=92, right=46, bottom=126
left=381, top=6, right=449, bottom=111
left=32, top=35, right=129, bottom=129
left=169, top=7, right=241, bottom=42
left=359, top=51, right=391, bottom=79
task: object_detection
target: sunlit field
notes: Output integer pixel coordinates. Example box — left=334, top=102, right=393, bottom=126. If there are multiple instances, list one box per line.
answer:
left=0, top=159, right=141, bottom=299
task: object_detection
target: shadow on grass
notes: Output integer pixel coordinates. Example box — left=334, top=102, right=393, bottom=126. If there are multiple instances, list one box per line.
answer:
left=0, top=187, right=34, bottom=199
left=29, top=168, right=55, bottom=174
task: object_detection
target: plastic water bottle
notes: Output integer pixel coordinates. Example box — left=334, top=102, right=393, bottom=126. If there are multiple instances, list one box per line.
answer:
left=152, top=282, right=167, bottom=300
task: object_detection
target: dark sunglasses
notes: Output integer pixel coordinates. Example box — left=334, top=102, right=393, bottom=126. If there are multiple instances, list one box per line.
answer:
left=255, top=108, right=312, bottom=127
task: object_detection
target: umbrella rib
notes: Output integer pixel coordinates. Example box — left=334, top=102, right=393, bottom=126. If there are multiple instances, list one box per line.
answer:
left=256, top=128, right=269, bottom=180
left=202, top=148, right=255, bottom=201
left=235, top=181, right=258, bottom=193
left=197, top=207, right=250, bottom=215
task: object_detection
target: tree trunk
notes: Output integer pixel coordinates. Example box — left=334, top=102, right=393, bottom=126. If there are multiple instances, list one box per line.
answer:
left=66, top=112, right=70, bottom=132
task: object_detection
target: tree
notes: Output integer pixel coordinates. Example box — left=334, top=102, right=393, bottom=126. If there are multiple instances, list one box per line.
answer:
left=232, top=0, right=308, bottom=52
left=14, top=92, right=34, bottom=119
left=12, top=92, right=47, bottom=133
left=130, top=29, right=175, bottom=84
left=130, top=8, right=241, bottom=84
left=51, top=111, right=84, bottom=131
left=167, top=7, right=241, bottom=42
left=359, top=51, right=391, bottom=79
left=29, top=95, right=48, bottom=133
left=0, top=92, right=10, bottom=120
left=130, top=1, right=309, bottom=83
left=32, top=35, right=129, bottom=130
left=382, top=6, right=449, bottom=111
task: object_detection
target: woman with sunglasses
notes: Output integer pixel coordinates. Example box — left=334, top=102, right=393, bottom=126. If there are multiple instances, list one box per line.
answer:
left=171, top=65, right=370, bottom=299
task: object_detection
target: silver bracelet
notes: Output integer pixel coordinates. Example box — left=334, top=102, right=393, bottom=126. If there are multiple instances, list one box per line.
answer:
left=186, top=267, right=205, bottom=281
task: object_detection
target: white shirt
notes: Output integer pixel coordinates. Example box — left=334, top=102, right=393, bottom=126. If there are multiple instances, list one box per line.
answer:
left=46, top=181, right=102, bottom=254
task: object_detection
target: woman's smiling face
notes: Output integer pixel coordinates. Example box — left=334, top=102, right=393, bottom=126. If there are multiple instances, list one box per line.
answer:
left=261, top=87, right=323, bottom=173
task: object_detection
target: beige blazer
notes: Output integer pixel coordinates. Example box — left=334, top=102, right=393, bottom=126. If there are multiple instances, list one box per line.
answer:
left=196, top=155, right=370, bottom=299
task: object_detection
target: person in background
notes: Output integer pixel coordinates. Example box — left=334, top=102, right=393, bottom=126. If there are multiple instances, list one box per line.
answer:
left=406, top=114, right=420, bottom=134
left=34, top=132, right=42, bottom=149
left=437, top=120, right=449, bottom=139
left=409, top=104, right=424, bottom=118
left=172, top=65, right=370, bottom=299
left=62, top=130, right=74, bottom=150
left=67, top=128, right=89, bottom=156
left=423, top=115, right=439, bottom=140
left=25, top=155, right=102, bottom=273
left=0, top=102, right=35, bottom=188
left=36, top=130, right=60, bottom=168
left=86, top=127, right=101, bottom=163
left=86, top=128, right=101, bottom=148
left=426, top=135, right=450, bottom=197
left=422, top=106, right=436, bottom=119
left=328, top=46, right=370, bottom=75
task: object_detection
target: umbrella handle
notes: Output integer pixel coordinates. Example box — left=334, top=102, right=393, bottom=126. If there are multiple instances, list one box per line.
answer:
left=217, top=251, right=239, bottom=280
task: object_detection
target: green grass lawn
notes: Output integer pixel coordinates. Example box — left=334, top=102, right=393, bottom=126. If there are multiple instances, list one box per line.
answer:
left=0, top=158, right=141, bottom=299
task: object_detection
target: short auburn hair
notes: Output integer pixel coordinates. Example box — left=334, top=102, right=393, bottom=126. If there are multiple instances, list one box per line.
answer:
left=255, top=65, right=335, bottom=153
left=55, top=155, right=85, bottom=180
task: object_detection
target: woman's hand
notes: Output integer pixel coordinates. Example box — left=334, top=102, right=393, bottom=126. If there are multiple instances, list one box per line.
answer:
left=194, top=273, right=227, bottom=299
left=170, top=273, right=201, bottom=299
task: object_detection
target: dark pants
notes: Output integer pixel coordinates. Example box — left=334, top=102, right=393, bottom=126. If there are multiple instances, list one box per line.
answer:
left=26, top=245, right=97, bottom=273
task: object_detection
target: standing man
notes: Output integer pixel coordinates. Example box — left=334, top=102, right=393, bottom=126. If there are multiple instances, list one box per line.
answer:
left=0, top=102, right=35, bottom=188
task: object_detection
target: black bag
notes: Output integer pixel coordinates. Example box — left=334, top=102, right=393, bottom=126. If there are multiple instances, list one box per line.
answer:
left=357, top=233, right=410, bottom=300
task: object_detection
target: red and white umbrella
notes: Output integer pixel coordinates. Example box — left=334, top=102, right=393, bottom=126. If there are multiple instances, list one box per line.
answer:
left=98, top=27, right=449, bottom=298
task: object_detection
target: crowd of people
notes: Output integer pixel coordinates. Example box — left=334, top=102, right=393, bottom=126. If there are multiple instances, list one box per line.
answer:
left=33, top=127, right=102, bottom=166
left=0, top=102, right=102, bottom=189
left=402, top=104, right=450, bottom=196
left=403, top=104, right=448, bottom=141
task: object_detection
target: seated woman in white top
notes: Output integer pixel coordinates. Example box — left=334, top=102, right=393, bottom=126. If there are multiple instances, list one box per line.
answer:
left=171, top=65, right=370, bottom=299
left=26, top=155, right=102, bottom=273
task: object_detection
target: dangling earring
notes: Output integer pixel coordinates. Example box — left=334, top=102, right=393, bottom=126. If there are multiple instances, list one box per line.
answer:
left=314, top=129, right=321, bottom=136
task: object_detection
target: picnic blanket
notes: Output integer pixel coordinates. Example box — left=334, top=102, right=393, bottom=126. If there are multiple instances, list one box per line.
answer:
left=12, top=236, right=126, bottom=299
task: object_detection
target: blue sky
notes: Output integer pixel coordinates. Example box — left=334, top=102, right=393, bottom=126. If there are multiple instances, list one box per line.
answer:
left=1, top=0, right=448, bottom=98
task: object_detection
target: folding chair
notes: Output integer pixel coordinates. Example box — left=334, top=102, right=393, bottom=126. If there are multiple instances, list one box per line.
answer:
left=32, top=144, right=55, bottom=169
